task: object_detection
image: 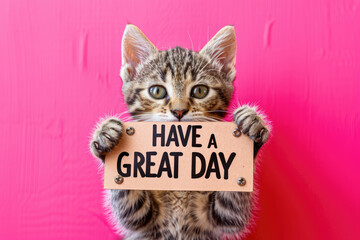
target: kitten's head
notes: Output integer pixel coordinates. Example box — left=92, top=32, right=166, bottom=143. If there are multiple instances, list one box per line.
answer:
left=120, top=24, right=236, bottom=122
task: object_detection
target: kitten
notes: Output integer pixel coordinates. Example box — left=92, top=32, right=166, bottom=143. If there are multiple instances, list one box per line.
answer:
left=90, top=24, right=270, bottom=240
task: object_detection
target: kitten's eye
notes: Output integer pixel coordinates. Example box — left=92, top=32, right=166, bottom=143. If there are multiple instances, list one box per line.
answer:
left=149, top=85, right=167, bottom=99
left=191, top=85, right=209, bottom=99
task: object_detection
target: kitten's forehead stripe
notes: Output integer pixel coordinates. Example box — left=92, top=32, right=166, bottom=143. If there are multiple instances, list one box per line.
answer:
left=183, top=52, right=193, bottom=78
left=164, top=51, right=175, bottom=78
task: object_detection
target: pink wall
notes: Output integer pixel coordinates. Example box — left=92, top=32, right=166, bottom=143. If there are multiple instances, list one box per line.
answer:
left=1, top=0, right=359, bottom=239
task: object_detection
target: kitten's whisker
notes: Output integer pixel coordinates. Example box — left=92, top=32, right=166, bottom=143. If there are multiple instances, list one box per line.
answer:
left=187, top=32, right=194, bottom=51
left=131, top=112, right=170, bottom=122
left=206, top=110, right=228, bottom=113
left=186, top=113, right=224, bottom=122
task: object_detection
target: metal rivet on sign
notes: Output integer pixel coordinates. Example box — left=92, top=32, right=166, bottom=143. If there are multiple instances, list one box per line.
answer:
left=233, top=128, right=241, bottom=137
left=114, top=175, right=123, bottom=184
left=126, top=127, right=135, bottom=135
left=237, top=177, right=246, bottom=186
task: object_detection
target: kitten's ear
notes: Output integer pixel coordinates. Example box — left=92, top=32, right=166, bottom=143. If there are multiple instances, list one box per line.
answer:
left=200, top=26, right=236, bottom=80
left=120, top=24, right=158, bottom=82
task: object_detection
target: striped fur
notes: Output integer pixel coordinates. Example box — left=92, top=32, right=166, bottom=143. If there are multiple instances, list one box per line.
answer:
left=90, top=25, right=270, bottom=239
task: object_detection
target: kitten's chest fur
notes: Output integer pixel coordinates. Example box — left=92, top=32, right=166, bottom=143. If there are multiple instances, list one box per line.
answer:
left=154, top=190, right=190, bottom=232
left=120, top=190, right=216, bottom=240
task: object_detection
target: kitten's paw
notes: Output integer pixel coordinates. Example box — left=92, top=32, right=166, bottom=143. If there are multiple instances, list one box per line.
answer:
left=90, top=117, right=123, bottom=161
left=233, top=105, right=270, bottom=144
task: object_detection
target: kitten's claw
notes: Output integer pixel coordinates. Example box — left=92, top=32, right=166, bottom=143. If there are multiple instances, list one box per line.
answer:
left=233, top=105, right=270, bottom=145
left=90, top=117, right=123, bottom=161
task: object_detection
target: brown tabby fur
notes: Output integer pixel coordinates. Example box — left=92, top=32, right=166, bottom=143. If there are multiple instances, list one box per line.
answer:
left=90, top=24, right=270, bottom=240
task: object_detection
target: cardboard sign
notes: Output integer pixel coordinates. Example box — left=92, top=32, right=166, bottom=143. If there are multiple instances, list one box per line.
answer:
left=104, top=122, right=253, bottom=192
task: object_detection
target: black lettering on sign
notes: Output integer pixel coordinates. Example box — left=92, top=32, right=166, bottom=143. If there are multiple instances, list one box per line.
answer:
left=205, top=152, right=221, bottom=179
left=152, top=124, right=203, bottom=147
left=116, top=124, right=238, bottom=182
left=146, top=151, right=157, bottom=177
left=219, top=152, right=236, bottom=179
left=191, top=152, right=206, bottom=178
left=152, top=124, right=165, bottom=147
left=178, top=125, right=191, bottom=147
left=166, top=125, right=179, bottom=147
left=192, top=125, right=202, bottom=147
left=133, top=152, right=145, bottom=177
left=157, top=152, right=172, bottom=178
left=207, top=134, right=218, bottom=149
left=170, top=152, right=183, bottom=178
left=117, top=152, right=131, bottom=177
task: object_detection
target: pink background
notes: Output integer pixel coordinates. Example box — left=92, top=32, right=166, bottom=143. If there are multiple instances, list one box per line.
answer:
left=1, top=0, right=359, bottom=239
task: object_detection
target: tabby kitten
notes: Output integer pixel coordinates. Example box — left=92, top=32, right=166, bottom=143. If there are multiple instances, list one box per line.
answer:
left=90, top=24, right=270, bottom=240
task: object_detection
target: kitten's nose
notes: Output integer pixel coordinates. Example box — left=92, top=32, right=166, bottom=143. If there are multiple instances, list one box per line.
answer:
left=171, top=109, right=188, bottom=120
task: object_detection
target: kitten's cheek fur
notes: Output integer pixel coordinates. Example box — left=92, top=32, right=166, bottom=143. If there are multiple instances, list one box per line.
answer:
left=90, top=117, right=123, bottom=162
